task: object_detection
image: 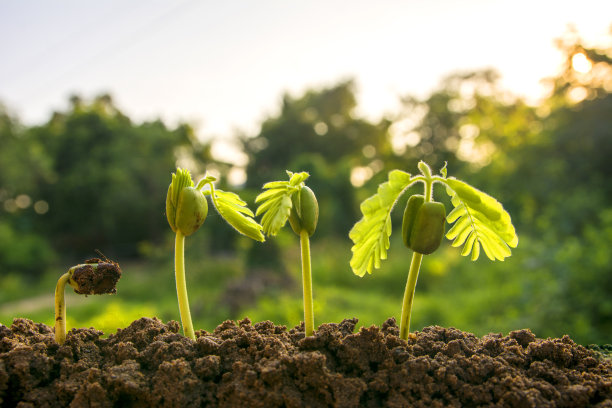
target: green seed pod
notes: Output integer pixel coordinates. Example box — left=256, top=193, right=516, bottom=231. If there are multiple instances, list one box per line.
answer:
left=288, top=186, right=319, bottom=236
left=409, top=201, right=446, bottom=255
left=166, top=169, right=209, bottom=236
left=402, top=195, right=425, bottom=248
left=173, top=187, right=208, bottom=236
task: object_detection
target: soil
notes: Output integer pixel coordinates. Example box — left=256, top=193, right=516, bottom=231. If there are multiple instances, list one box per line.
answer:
left=1, top=317, right=610, bottom=407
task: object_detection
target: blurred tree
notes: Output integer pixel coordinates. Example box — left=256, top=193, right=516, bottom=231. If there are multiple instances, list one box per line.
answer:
left=27, top=94, right=202, bottom=257
left=497, top=30, right=612, bottom=237
left=393, top=69, right=539, bottom=177
left=0, top=104, right=54, bottom=196
left=0, top=104, right=56, bottom=276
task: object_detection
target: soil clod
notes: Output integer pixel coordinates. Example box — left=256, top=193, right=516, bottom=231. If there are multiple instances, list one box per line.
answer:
left=71, top=261, right=122, bottom=295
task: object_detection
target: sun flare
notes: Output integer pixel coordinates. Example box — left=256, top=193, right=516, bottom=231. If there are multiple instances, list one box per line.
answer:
left=571, top=52, right=592, bottom=74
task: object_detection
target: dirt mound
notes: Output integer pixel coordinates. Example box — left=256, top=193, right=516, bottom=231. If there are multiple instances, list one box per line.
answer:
left=1, top=317, right=610, bottom=407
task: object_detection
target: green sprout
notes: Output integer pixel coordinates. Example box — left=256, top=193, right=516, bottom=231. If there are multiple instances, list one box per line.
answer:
left=349, top=161, right=518, bottom=340
left=255, top=171, right=319, bottom=336
left=54, top=257, right=122, bottom=344
left=166, top=168, right=264, bottom=340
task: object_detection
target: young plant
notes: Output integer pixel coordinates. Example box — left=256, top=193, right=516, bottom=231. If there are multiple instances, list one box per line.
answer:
left=255, top=171, right=319, bottom=336
left=166, top=168, right=265, bottom=339
left=349, top=161, right=518, bottom=340
left=54, top=257, right=122, bottom=344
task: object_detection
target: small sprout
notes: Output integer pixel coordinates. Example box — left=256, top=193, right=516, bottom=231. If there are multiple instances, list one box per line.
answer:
left=349, top=161, right=518, bottom=340
left=255, top=171, right=319, bottom=336
left=54, top=257, right=121, bottom=344
left=166, top=168, right=264, bottom=340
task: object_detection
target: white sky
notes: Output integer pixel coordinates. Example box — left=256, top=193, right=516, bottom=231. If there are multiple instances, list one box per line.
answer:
left=1, top=0, right=610, bottom=141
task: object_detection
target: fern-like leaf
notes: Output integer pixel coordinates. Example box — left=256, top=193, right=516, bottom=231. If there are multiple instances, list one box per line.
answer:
left=255, top=171, right=309, bottom=236
left=212, top=189, right=265, bottom=242
left=349, top=170, right=414, bottom=277
left=444, top=177, right=518, bottom=261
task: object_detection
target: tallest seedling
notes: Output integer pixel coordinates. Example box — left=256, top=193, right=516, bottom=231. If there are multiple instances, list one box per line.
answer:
left=349, top=161, right=518, bottom=340
left=166, top=168, right=265, bottom=339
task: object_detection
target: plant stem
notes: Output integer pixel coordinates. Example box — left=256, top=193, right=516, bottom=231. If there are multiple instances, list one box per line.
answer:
left=300, top=229, right=315, bottom=336
left=54, top=270, right=72, bottom=345
left=175, top=231, right=195, bottom=340
left=398, top=176, right=433, bottom=340
left=399, top=251, right=423, bottom=340
left=424, top=177, right=433, bottom=201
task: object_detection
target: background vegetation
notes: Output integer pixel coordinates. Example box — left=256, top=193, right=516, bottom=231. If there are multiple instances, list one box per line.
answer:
left=0, top=35, right=610, bottom=345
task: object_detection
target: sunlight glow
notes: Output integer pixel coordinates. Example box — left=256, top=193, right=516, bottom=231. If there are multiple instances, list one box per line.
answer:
left=350, top=166, right=373, bottom=187
left=572, top=52, right=592, bottom=74
left=228, top=167, right=247, bottom=186
left=567, top=86, right=588, bottom=103
left=314, top=122, right=328, bottom=136
left=34, top=200, right=49, bottom=214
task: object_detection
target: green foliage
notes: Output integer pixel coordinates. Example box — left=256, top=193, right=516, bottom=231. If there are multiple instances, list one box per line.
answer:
left=21, top=95, right=199, bottom=256
left=445, top=178, right=518, bottom=261
left=0, top=221, right=56, bottom=275
left=349, top=170, right=413, bottom=277
left=255, top=171, right=310, bottom=236
left=350, top=163, right=518, bottom=277
left=211, top=189, right=265, bottom=242
left=244, top=81, right=391, bottom=185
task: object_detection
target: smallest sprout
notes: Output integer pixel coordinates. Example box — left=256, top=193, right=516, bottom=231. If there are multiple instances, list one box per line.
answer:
left=54, top=257, right=122, bottom=344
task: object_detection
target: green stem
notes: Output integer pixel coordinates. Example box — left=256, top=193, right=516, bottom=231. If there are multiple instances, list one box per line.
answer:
left=424, top=177, right=433, bottom=201
left=300, top=229, right=315, bottom=336
left=398, top=175, right=435, bottom=340
left=54, top=270, right=72, bottom=345
left=399, top=251, right=423, bottom=340
left=398, top=176, right=434, bottom=340
left=175, top=231, right=195, bottom=340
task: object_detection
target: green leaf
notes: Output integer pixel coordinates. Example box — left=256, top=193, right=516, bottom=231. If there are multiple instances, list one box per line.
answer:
left=349, top=170, right=413, bottom=277
left=255, top=171, right=309, bottom=236
left=212, top=189, right=265, bottom=242
left=444, top=177, right=518, bottom=261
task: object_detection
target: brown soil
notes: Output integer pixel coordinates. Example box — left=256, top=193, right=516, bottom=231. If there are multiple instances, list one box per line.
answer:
left=1, top=317, right=610, bottom=407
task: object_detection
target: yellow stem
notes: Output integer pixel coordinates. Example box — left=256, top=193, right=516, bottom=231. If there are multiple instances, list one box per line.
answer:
left=300, top=229, right=314, bottom=336
left=54, top=271, right=72, bottom=344
left=175, top=231, right=195, bottom=340
left=399, top=252, right=423, bottom=340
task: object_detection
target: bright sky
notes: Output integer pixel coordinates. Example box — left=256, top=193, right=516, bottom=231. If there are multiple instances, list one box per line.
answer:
left=1, top=0, right=610, bottom=142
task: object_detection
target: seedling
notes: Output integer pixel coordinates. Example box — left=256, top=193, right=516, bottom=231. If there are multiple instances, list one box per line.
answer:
left=54, top=256, right=122, bottom=344
left=349, top=161, right=518, bottom=340
left=166, top=168, right=264, bottom=339
left=255, top=171, right=319, bottom=336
